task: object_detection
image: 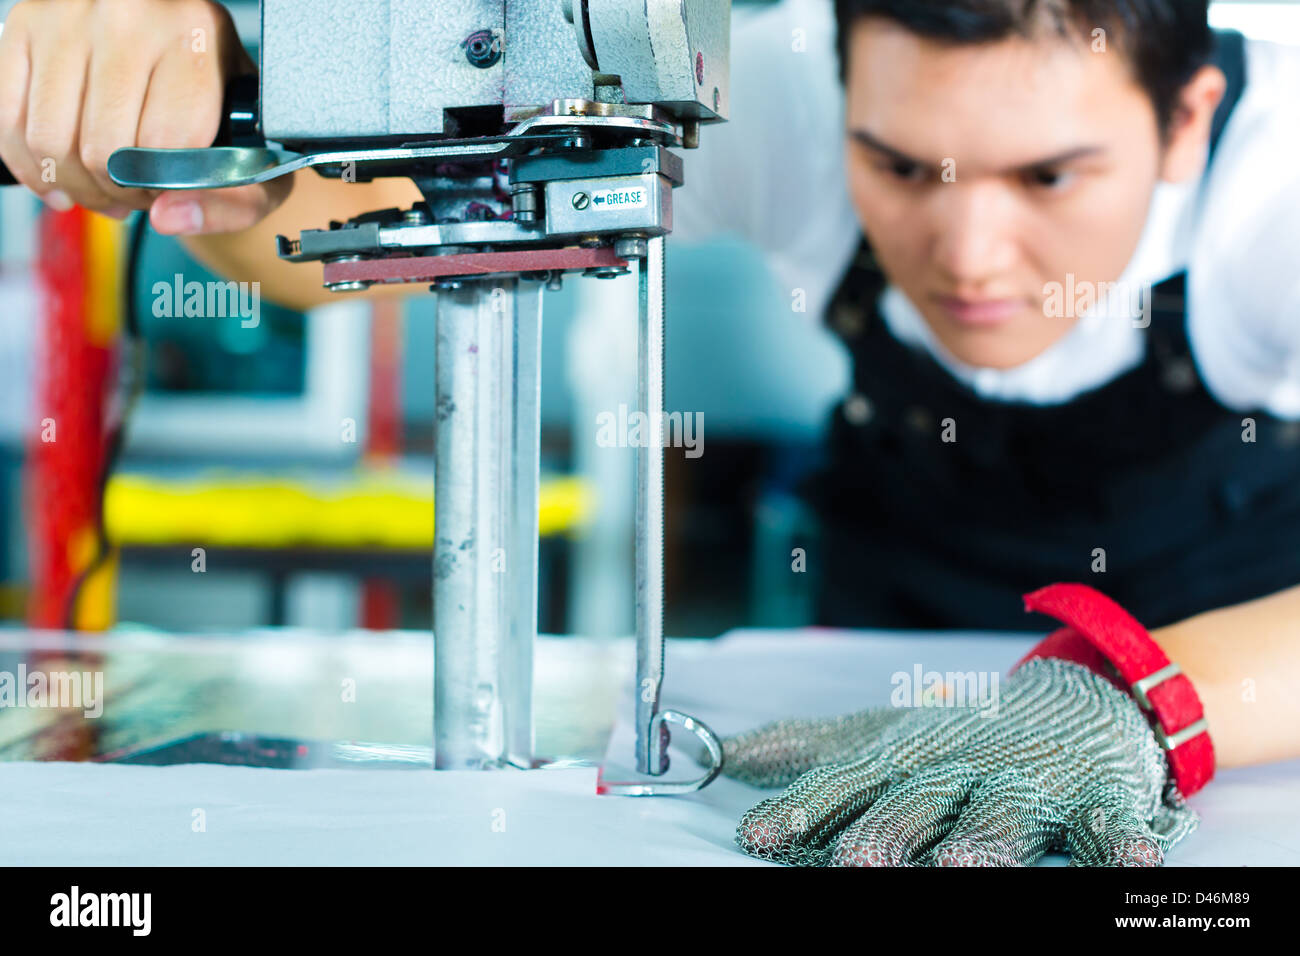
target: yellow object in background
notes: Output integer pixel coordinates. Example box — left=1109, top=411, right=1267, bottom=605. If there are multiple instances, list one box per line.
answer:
left=66, top=524, right=118, bottom=630
left=83, top=212, right=123, bottom=346
left=104, top=471, right=593, bottom=550
left=72, top=550, right=120, bottom=631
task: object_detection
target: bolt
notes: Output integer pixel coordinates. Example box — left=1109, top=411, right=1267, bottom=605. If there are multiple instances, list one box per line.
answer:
left=571, top=192, right=590, bottom=210
left=464, top=30, right=501, bottom=68
left=613, top=237, right=648, bottom=260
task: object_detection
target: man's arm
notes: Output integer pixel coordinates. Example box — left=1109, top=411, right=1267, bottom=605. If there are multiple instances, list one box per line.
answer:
left=1152, top=582, right=1300, bottom=769
left=1187, top=39, right=1300, bottom=419
left=175, top=172, right=425, bottom=312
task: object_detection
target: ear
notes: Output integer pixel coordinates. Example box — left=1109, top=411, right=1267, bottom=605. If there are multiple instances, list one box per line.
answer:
left=1159, top=65, right=1228, bottom=183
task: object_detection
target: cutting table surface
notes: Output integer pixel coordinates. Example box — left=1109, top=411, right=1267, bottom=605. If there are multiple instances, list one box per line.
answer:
left=1, top=626, right=1296, bottom=865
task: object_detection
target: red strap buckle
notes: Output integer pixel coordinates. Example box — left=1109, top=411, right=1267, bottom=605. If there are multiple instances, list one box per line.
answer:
left=1016, top=583, right=1215, bottom=797
left=1130, top=663, right=1212, bottom=750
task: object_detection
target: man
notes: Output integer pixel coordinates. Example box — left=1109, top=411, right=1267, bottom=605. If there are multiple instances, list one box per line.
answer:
left=673, top=0, right=1300, bottom=865
left=2, top=0, right=1297, bottom=865
left=673, top=0, right=1300, bottom=632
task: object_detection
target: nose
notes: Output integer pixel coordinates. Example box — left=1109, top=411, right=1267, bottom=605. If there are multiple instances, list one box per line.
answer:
left=928, top=182, right=1019, bottom=289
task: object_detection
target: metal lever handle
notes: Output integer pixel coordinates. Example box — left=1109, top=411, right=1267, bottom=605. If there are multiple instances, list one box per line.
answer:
left=107, top=113, right=677, bottom=191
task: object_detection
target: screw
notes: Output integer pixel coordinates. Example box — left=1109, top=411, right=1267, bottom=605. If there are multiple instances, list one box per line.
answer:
left=464, top=30, right=501, bottom=68
left=571, top=192, right=590, bottom=210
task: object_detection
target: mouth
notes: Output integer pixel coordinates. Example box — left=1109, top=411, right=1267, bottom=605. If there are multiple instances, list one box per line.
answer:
left=931, top=294, right=1031, bottom=327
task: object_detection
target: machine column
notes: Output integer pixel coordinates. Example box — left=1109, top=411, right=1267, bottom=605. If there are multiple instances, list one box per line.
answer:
left=433, top=279, right=542, bottom=769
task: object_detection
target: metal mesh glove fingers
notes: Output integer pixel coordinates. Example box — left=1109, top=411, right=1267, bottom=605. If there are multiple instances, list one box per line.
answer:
left=736, top=757, right=896, bottom=866
left=830, top=763, right=988, bottom=866
left=928, top=768, right=1064, bottom=867
left=1063, top=789, right=1199, bottom=867
left=730, top=657, right=1198, bottom=866
left=721, top=706, right=915, bottom=788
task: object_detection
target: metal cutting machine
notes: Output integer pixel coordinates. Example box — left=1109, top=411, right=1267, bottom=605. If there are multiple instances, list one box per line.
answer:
left=108, top=0, right=732, bottom=795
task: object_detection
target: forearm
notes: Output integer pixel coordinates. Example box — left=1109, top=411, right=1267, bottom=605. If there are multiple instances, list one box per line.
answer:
left=1151, top=583, right=1300, bottom=769
left=180, top=171, right=424, bottom=312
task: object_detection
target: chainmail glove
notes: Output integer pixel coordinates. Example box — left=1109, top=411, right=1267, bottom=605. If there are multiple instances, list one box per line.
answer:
left=722, top=656, right=1199, bottom=866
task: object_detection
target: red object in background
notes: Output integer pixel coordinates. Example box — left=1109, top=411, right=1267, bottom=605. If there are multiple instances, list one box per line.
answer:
left=366, top=296, right=403, bottom=460
left=26, top=207, right=114, bottom=630
left=360, top=296, right=404, bottom=630
left=23, top=206, right=113, bottom=760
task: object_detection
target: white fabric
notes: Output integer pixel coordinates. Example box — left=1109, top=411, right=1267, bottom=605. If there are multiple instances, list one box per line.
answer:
left=672, top=0, right=1300, bottom=415
left=3, top=630, right=1297, bottom=865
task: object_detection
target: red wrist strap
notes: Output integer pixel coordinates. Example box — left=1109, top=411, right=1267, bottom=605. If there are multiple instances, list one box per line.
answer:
left=1012, top=583, right=1215, bottom=798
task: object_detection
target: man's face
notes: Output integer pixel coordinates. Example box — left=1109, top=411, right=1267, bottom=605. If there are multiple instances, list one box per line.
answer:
left=843, top=18, right=1166, bottom=369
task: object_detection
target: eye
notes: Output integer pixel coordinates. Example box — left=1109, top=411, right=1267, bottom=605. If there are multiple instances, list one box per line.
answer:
left=877, top=158, right=927, bottom=183
left=1025, top=166, right=1075, bottom=191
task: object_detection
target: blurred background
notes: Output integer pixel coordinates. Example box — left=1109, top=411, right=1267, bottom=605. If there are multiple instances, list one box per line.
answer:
left=0, top=0, right=1294, bottom=639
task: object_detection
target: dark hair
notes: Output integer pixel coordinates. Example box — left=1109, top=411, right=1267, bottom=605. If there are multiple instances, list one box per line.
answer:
left=833, top=1, right=1214, bottom=133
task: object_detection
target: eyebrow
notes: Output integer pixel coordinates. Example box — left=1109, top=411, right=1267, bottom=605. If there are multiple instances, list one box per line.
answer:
left=848, top=128, right=1106, bottom=173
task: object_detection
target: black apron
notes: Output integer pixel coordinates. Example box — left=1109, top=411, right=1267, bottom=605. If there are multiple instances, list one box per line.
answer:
left=810, top=30, right=1300, bottom=631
